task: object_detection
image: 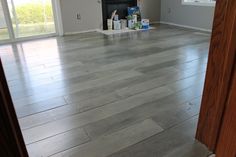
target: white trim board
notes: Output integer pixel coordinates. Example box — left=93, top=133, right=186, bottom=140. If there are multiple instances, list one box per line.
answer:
left=97, top=27, right=156, bottom=36
left=150, top=21, right=160, bottom=25
left=181, top=0, right=216, bottom=7
left=64, top=29, right=98, bottom=36
left=0, top=33, right=56, bottom=45
left=160, top=21, right=212, bottom=32
left=52, top=0, right=64, bottom=36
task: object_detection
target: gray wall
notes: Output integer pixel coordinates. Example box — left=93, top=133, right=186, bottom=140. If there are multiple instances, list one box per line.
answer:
left=139, top=0, right=161, bottom=22
left=60, top=0, right=103, bottom=34
left=60, top=0, right=161, bottom=34
left=160, top=0, right=215, bottom=30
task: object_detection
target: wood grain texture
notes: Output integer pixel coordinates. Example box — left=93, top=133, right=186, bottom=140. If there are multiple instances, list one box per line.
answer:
left=0, top=59, right=28, bottom=157
left=216, top=62, right=236, bottom=157
left=52, top=119, right=163, bottom=157
left=0, top=25, right=211, bottom=156
left=108, top=116, right=210, bottom=157
left=196, top=0, right=236, bottom=151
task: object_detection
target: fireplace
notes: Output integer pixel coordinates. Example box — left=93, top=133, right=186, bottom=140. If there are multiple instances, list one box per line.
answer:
left=102, top=0, right=137, bottom=30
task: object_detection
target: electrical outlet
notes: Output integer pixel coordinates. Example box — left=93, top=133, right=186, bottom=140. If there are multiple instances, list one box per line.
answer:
left=76, top=13, right=81, bottom=20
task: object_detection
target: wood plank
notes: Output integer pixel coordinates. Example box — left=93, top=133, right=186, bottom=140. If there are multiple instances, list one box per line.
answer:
left=84, top=81, right=204, bottom=139
left=15, top=97, right=68, bottom=118
left=27, top=128, right=90, bottom=157
left=14, top=70, right=142, bottom=107
left=19, top=72, right=205, bottom=130
left=51, top=119, right=163, bottom=157
left=108, top=116, right=210, bottom=157
left=22, top=86, right=172, bottom=144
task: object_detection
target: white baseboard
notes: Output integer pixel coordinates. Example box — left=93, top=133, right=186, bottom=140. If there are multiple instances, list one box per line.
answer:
left=63, top=21, right=212, bottom=36
left=64, top=29, right=98, bottom=36
left=64, top=22, right=160, bottom=36
left=150, top=21, right=161, bottom=24
left=160, top=21, right=212, bottom=32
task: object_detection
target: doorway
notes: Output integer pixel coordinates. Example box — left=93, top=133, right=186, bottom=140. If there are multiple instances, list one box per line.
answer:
left=0, top=0, right=56, bottom=43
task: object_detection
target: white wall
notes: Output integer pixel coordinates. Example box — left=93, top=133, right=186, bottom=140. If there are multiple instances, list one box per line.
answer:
left=160, top=0, right=215, bottom=31
left=60, top=0, right=161, bottom=34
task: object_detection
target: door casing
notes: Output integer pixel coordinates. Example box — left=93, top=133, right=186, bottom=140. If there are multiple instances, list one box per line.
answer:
left=0, top=58, right=28, bottom=157
left=196, top=0, right=236, bottom=154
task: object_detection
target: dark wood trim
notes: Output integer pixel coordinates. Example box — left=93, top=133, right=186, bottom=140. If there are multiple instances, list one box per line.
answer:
left=0, top=58, right=28, bottom=157
left=216, top=61, right=236, bottom=157
left=196, top=0, right=236, bottom=151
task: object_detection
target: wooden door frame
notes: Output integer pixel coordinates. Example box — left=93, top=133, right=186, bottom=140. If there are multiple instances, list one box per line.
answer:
left=216, top=61, right=236, bottom=156
left=0, top=58, right=28, bottom=157
left=196, top=0, right=236, bottom=152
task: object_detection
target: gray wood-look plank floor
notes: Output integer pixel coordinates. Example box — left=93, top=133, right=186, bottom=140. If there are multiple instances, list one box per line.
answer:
left=0, top=24, right=212, bottom=157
